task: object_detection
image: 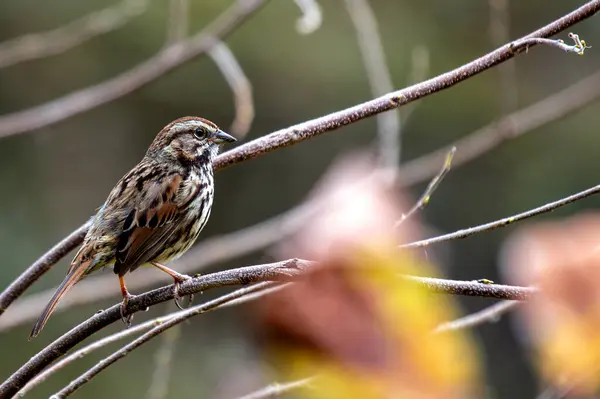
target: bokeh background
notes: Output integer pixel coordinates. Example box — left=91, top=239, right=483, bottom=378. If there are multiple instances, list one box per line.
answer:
left=1, top=0, right=600, bottom=398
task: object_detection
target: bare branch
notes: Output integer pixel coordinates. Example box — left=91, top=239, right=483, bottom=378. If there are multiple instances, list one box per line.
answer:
left=145, top=313, right=181, bottom=399
left=0, top=218, right=92, bottom=317
left=0, top=0, right=269, bottom=138
left=395, top=147, right=455, bottom=227
left=398, top=68, right=600, bottom=186
left=434, top=301, right=520, bottom=333
left=403, top=276, right=534, bottom=300
left=0, top=258, right=534, bottom=397
left=344, top=0, right=400, bottom=168
left=209, top=41, right=255, bottom=137
left=0, top=0, right=149, bottom=69
left=18, top=312, right=177, bottom=396
left=401, top=182, right=600, bottom=249
left=166, top=0, right=189, bottom=45
left=398, top=45, right=430, bottom=124
left=0, top=261, right=301, bottom=397
left=292, top=0, right=322, bottom=35
left=489, top=0, right=518, bottom=113
left=236, top=377, right=315, bottom=399
left=17, top=283, right=282, bottom=397
left=51, top=282, right=275, bottom=398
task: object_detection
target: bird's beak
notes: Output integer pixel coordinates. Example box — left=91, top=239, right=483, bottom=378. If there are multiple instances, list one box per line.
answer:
left=212, top=130, right=237, bottom=144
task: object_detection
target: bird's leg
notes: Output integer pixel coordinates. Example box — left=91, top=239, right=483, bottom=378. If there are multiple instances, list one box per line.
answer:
left=119, top=275, right=135, bottom=327
left=151, top=262, right=194, bottom=310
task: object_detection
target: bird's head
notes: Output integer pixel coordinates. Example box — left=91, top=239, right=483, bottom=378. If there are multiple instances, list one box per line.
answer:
left=149, top=116, right=236, bottom=166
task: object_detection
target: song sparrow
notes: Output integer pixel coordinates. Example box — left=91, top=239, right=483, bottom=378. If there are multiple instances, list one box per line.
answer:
left=29, top=117, right=236, bottom=339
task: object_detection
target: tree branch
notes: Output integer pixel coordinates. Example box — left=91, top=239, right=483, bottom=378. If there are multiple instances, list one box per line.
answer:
left=400, top=182, right=600, bottom=248
left=434, top=300, right=520, bottom=333
left=344, top=0, right=400, bottom=167
left=166, top=0, right=189, bottom=45
left=213, top=1, right=600, bottom=170
left=16, top=283, right=283, bottom=397
left=0, top=258, right=534, bottom=397
left=50, top=281, right=275, bottom=398
left=209, top=40, right=255, bottom=137
left=236, top=377, right=315, bottom=399
left=405, top=277, right=534, bottom=300
left=0, top=0, right=268, bottom=138
left=0, top=218, right=92, bottom=317
left=0, top=0, right=149, bottom=69
left=145, top=314, right=181, bottom=399
left=398, top=68, right=600, bottom=186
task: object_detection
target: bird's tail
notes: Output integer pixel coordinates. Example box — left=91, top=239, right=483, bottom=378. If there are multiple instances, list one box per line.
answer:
left=29, top=260, right=90, bottom=340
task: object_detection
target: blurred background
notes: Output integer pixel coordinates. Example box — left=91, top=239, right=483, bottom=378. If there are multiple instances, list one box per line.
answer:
left=1, top=0, right=600, bottom=398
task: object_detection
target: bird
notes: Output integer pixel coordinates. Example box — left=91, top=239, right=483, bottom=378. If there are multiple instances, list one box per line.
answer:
left=29, top=116, right=236, bottom=339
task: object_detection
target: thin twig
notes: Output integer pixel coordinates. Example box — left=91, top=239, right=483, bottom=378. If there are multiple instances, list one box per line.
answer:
left=398, top=68, right=600, bottom=186
left=0, top=218, right=92, bottom=317
left=401, top=183, right=600, bottom=249
left=145, top=317, right=181, bottom=399
left=18, top=314, right=176, bottom=397
left=398, top=45, right=430, bottom=125
left=489, top=0, right=518, bottom=113
left=292, top=0, right=322, bottom=35
left=0, top=0, right=149, bottom=69
left=50, top=282, right=275, bottom=398
left=0, top=203, right=311, bottom=332
left=511, top=33, right=592, bottom=55
left=166, top=0, right=189, bottom=45
left=0, top=0, right=268, bottom=138
left=0, top=258, right=535, bottom=397
left=209, top=41, right=255, bottom=136
left=236, top=377, right=315, bottom=399
left=395, top=147, right=455, bottom=227
left=17, top=283, right=282, bottom=397
left=434, top=300, right=520, bottom=333
left=344, top=0, right=400, bottom=168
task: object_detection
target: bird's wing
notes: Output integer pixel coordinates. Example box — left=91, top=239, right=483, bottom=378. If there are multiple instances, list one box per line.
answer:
left=113, top=172, right=201, bottom=275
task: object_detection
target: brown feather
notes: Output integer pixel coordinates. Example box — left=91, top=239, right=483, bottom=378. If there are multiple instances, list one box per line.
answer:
left=114, top=174, right=195, bottom=276
left=29, top=259, right=90, bottom=339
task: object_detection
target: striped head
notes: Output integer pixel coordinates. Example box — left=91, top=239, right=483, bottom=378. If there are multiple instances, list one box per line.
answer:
left=148, top=117, right=236, bottom=166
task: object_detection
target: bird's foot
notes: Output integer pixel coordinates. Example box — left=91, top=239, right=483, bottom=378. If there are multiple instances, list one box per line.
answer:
left=172, top=274, right=194, bottom=310
left=120, top=293, right=135, bottom=327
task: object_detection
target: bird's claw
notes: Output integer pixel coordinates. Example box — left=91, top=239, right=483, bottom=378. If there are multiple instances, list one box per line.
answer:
left=120, top=293, right=135, bottom=327
left=172, top=275, right=193, bottom=310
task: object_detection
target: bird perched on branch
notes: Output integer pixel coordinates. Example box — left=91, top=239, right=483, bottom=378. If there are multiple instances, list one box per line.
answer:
left=30, top=117, right=236, bottom=339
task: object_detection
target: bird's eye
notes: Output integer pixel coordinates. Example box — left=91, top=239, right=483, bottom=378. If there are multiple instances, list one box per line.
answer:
left=194, top=127, right=208, bottom=139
